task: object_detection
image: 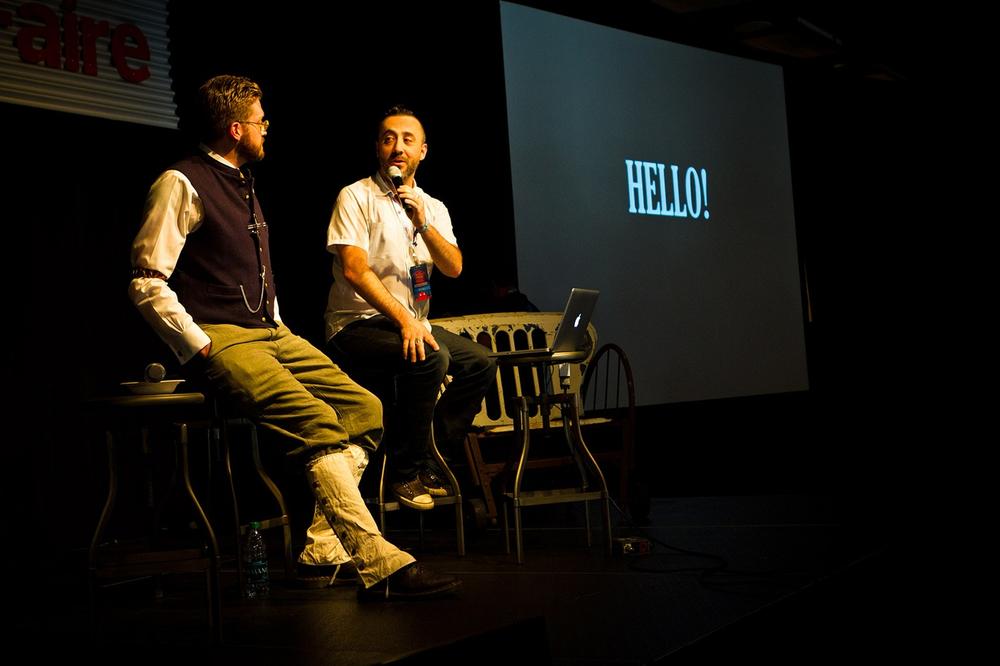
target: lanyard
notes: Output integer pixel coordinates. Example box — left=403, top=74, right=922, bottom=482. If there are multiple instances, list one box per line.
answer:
left=377, top=171, right=422, bottom=266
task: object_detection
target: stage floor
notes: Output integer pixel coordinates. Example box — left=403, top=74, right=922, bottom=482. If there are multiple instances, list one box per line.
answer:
left=17, top=493, right=908, bottom=664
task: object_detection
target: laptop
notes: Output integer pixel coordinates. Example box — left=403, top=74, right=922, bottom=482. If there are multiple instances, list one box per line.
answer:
left=489, top=288, right=600, bottom=362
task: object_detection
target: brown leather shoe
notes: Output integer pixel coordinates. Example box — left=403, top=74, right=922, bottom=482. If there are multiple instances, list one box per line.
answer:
left=357, top=562, right=461, bottom=601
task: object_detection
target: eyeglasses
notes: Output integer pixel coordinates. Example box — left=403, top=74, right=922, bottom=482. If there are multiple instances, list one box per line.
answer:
left=239, top=119, right=269, bottom=134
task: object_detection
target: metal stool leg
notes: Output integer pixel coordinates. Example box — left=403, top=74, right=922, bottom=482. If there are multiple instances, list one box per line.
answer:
left=177, top=423, right=223, bottom=644
left=88, top=430, right=117, bottom=643
left=567, top=398, right=614, bottom=557
left=511, top=396, right=531, bottom=565
left=429, top=422, right=466, bottom=556
left=378, top=450, right=389, bottom=534
left=247, top=425, right=294, bottom=579
left=217, top=418, right=243, bottom=595
left=513, top=498, right=525, bottom=565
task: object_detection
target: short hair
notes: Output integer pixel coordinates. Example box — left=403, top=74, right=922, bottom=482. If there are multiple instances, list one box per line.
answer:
left=378, top=104, right=426, bottom=142
left=196, top=75, right=262, bottom=142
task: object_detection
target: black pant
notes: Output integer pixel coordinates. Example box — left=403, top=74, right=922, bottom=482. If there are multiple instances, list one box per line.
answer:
left=327, top=316, right=497, bottom=481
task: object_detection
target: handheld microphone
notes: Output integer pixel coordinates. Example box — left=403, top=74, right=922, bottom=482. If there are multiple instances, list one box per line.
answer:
left=387, top=165, right=403, bottom=188
left=387, top=166, right=412, bottom=212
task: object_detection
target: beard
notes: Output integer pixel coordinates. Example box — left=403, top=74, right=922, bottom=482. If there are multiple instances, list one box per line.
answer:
left=384, top=156, right=418, bottom=182
left=237, top=134, right=265, bottom=163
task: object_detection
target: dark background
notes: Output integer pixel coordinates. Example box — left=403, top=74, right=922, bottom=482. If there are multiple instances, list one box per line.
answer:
left=4, top=0, right=943, bottom=590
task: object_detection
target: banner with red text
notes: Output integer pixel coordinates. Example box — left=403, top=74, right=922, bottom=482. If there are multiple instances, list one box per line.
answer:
left=1, top=0, right=175, bottom=128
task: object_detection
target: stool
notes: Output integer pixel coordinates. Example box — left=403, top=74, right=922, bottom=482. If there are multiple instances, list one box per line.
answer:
left=85, top=390, right=298, bottom=642
left=85, top=391, right=228, bottom=643
left=368, top=420, right=465, bottom=556
left=354, top=373, right=466, bottom=557
left=493, top=353, right=613, bottom=564
left=235, top=418, right=296, bottom=583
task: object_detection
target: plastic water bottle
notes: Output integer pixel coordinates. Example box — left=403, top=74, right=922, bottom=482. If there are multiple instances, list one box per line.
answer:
left=243, top=521, right=270, bottom=599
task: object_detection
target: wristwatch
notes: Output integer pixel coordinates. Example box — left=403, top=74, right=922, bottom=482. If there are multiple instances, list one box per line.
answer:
left=416, top=222, right=431, bottom=234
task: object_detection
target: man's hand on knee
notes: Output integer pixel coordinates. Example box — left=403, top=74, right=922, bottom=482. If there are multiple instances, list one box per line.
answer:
left=399, top=318, right=439, bottom=362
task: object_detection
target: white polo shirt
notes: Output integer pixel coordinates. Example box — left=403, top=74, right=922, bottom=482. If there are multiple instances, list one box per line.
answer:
left=324, top=173, right=458, bottom=340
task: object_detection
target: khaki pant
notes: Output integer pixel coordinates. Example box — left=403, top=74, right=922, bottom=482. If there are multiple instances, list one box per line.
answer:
left=305, top=447, right=414, bottom=586
left=200, top=323, right=413, bottom=585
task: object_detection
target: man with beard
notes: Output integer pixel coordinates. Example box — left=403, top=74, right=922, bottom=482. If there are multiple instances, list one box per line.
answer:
left=319, top=106, right=495, bottom=516
left=129, top=76, right=459, bottom=600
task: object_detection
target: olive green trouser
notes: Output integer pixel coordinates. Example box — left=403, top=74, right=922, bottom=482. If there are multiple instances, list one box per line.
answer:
left=200, top=323, right=414, bottom=585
